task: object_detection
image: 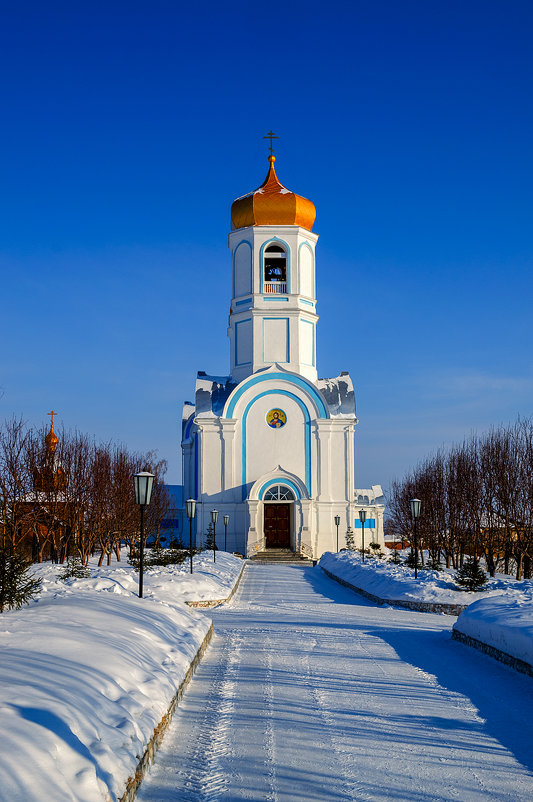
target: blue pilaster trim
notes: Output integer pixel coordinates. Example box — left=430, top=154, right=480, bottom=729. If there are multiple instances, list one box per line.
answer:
left=297, top=241, right=315, bottom=298
left=232, top=240, right=252, bottom=298
left=259, top=236, right=291, bottom=293
left=262, top=317, right=289, bottom=364
left=184, top=415, right=195, bottom=440
left=301, top=319, right=316, bottom=367
left=235, top=318, right=252, bottom=366
left=225, top=372, right=328, bottom=419
left=194, top=431, right=198, bottom=500
left=258, top=478, right=302, bottom=500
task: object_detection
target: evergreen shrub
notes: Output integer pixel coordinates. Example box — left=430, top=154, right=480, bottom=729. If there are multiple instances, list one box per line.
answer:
left=455, top=558, right=488, bottom=591
left=0, top=549, right=42, bottom=612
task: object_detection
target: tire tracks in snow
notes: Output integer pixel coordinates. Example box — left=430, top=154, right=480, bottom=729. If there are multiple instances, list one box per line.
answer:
left=179, top=630, right=243, bottom=802
left=296, top=634, right=374, bottom=802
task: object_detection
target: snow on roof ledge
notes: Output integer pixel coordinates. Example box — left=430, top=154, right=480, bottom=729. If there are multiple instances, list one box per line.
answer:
left=316, top=373, right=356, bottom=418
left=355, top=486, right=385, bottom=505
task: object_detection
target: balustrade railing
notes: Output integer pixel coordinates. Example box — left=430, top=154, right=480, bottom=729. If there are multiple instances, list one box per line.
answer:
left=264, top=281, right=287, bottom=294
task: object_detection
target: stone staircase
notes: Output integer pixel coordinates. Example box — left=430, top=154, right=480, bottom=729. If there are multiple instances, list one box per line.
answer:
left=248, top=548, right=313, bottom=564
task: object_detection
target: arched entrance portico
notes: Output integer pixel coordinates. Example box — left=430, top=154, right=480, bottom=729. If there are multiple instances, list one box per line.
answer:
left=246, top=468, right=311, bottom=557
left=262, top=484, right=295, bottom=548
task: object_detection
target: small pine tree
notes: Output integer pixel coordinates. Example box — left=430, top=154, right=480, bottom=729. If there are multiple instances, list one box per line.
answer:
left=0, top=549, right=42, bottom=613
left=59, top=556, right=90, bottom=580
left=204, top=522, right=217, bottom=551
left=455, top=558, right=488, bottom=592
left=345, top=527, right=355, bottom=550
left=404, top=550, right=423, bottom=570
left=369, top=542, right=383, bottom=558
left=426, top=557, right=443, bottom=572
left=389, top=549, right=402, bottom=564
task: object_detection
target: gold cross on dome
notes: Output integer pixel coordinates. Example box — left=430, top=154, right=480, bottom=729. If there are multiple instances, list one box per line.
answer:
left=264, top=131, right=279, bottom=157
left=48, top=410, right=58, bottom=426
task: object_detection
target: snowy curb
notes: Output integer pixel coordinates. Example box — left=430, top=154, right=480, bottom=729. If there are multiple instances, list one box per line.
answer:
left=320, top=565, right=468, bottom=616
left=185, top=559, right=246, bottom=608
left=451, top=629, right=533, bottom=678
left=119, top=621, right=214, bottom=802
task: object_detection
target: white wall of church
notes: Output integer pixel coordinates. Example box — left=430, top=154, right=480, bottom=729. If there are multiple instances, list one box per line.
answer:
left=298, top=243, right=314, bottom=298
left=262, top=318, right=289, bottom=364
left=243, top=393, right=307, bottom=488
left=234, top=242, right=252, bottom=296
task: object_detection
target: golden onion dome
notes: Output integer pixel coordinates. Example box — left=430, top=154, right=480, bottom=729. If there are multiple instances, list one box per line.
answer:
left=45, top=419, right=59, bottom=453
left=231, top=155, right=316, bottom=232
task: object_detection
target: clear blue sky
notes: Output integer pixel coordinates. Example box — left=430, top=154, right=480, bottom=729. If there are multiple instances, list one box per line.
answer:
left=1, top=1, right=532, bottom=494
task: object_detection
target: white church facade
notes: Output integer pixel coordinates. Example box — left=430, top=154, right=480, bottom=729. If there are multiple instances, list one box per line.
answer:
left=181, top=148, right=384, bottom=558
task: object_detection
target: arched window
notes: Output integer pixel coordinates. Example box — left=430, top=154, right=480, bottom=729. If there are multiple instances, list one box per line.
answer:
left=263, top=484, right=295, bottom=501
left=264, top=244, right=287, bottom=293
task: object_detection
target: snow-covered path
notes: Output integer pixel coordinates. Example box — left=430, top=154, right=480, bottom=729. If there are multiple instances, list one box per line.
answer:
left=138, top=563, right=533, bottom=802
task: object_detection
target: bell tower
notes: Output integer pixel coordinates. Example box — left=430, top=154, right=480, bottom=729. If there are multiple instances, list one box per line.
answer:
left=228, top=146, right=319, bottom=383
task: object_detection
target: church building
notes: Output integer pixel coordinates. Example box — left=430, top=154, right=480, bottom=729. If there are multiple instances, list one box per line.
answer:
left=181, top=144, right=384, bottom=558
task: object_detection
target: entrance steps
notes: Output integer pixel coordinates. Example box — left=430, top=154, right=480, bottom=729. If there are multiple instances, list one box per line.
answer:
left=248, top=549, right=313, bottom=564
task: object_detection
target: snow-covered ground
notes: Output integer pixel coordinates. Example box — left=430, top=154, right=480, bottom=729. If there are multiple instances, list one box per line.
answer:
left=453, top=593, right=533, bottom=668
left=0, top=551, right=243, bottom=802
left=319, top=549, right=531, bottom=607
left=138, top=563, right=533, bottom=801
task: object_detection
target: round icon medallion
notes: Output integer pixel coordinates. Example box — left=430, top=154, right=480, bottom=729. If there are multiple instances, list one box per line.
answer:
left=266, top=408, right=286, bottom=429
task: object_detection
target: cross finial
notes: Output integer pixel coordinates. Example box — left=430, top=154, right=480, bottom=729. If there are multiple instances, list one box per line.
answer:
left=264, top=131, right=279, bottom=157
left=48, top=410, right=58, bottom=428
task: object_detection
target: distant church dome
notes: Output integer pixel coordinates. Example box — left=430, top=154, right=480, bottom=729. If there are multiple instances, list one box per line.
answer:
left=45, top=419, right=59, bottom=453
left=231, top=155, right=316, bottom=232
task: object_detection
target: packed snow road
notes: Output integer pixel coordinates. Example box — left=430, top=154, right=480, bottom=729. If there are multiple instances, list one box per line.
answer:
left=138, top=563, right=533, bottom=802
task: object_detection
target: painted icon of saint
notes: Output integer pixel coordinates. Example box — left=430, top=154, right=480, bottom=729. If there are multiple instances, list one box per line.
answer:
left=266, top=409, right=286, bottom=428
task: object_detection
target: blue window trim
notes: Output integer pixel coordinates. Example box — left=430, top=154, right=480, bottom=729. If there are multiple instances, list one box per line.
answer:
left=263, top=296, right=289, bottom=301
left=298, top=241, right=315, bottom=298
left=258, top=478, right=302, bottom=500
left=300, top=298, right=314, bottom=307
left=225, top=372, right=328, bottom=419
left=235, top=318, right=252, bottom=366
left=262, top=317, right=289, bottom=364
left=241, top=389, right=312, bottom=500
left=235, top=297, right=252, bottom=306
left=233, top=240, right=252, bottom=298
left=354, top=519, right=376, bottom=528
left=300, top=319, right=315, bottom=367
left=260, top=237, right=291, bottom=293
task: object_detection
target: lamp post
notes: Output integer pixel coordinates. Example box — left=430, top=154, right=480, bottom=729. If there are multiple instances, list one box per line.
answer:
left=134, top=470, right=155, bottom=598
left=334, top=515, right=341, bottom=552
left=223, top=514, right=229, bottom=552
left=359, top=509, right=367, bottom=563
left=211, top=509, right=218, bottom=562
left=410, top=498, right=422, bottom=579
left=186, top=498, right=197, bottom=574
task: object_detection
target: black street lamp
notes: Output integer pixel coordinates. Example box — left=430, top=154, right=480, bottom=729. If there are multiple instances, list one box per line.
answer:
left=134, top=470, right=155, bottom=598
left=211, top=509, right=218, bottom=562
left=186, top=498, right=197, bottom=574
left=359, top=509, right=367, bottom=563
left=410, top=498, right=421, bottom=578
left=334, top=515, right=341, bottom=552
left=223, top=514, right=229, bottom=552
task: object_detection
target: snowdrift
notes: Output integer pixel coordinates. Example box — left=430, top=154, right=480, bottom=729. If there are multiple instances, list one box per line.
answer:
left=0, top=552, right=243, bottom=802
left=453, top=593, right=533, bottom=671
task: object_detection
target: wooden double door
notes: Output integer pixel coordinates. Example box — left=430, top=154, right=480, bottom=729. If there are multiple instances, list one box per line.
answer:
left=264, top=503, right=291, bottom=548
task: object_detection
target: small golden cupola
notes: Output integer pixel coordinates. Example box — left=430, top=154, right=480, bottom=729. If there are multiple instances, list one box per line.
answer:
left=231, top=140, right=316, bottom=232
left=45, top=410, right=59, bottom=453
